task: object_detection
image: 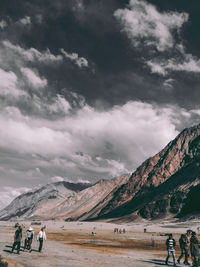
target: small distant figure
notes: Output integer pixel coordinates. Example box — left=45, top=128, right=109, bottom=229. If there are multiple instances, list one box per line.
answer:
left=90, top=232, right=96, bottom=244
left=11, top=226, right=22, bottom=254
left=177, top=234, right=190, bottom=265
left=114, top=228, right=118, bottom=234
left=24, top=227, right=34, bottom=252
left=144, top=228, right=147, bottom=233
left=119, top=229, right=122, bottom=234
left=123, top=228, right=126, bottom=234
left=37, top=226, right=46, bottom=252
left=190, top=231, right=199, bottom=267
left=165, top=234, right=177, bottom=266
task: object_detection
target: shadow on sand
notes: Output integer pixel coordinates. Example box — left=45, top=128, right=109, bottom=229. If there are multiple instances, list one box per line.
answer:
left=5, top=245, right=12, bottom=248
left=3, top=249, right=13, bottom=254
left=3, top=245, right=40, bottom=254
left=138, top=259, right=168, bottom=266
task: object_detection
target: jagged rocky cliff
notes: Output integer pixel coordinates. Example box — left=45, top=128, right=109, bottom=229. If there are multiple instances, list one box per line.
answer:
left=96, top=124, right=200, bottom=221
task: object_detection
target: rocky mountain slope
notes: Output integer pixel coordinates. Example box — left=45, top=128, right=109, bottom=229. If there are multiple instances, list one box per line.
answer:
left=0, top=181, right=90, bottom=221
left=96, top=124, right=200, bottom=221
left=38, top=174, right=130, bottom=221
left=0, top=175, right=129, bottom=221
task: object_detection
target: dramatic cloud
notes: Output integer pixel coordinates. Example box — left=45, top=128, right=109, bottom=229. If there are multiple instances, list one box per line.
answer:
left=114, top=0, right=200, bottom=77
left=1, top=99, right=200, bottom=184
left=114, top=0, right=188, bottom=52
left=0, top=40, right=90, bottom=118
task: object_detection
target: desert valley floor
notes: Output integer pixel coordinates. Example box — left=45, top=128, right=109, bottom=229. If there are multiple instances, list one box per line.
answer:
left=0, top=220, right=199, bottom=267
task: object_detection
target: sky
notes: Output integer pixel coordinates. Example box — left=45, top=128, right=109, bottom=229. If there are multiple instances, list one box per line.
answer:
left=1, top=0, right=200, bottom=207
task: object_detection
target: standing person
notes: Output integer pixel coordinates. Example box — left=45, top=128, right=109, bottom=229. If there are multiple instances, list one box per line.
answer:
left=24, top=227, right=34, bottom=252
left=165, top=234, right=177, bottom=266
left=37, top=227, right=46, bottom=252
left=190, top=232, right=199, bottom=267
left=11, top=226, right=22, bottom=254
left=177, top=234, right=190, bottom=265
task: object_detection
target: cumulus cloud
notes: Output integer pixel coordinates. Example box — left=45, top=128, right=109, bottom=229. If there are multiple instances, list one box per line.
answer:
left=114, top=0, right=188, bottom=52
left=60, top=48, right=88, bottom=68
left=0, top=41, right=85, bottom=118
left=114, top=0, right=200, bottom=76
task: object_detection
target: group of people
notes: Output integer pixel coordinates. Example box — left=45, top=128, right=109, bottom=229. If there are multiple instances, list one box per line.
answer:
left=166, top=232, right=200, bottom=266
left=11, top=225, right=47, bottom=254
left=114, top=228, right=126, bottom=234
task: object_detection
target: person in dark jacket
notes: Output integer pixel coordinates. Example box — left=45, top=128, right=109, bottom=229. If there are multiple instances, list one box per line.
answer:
left=165, top=234, right=177, bottom=266
left=11, top=226, right=22, bottom=254
left=177, top=234, right=190, bottom=265
left=190, top=232, right=199, bottom=267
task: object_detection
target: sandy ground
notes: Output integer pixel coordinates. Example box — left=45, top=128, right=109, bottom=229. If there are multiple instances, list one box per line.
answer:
left=0, top=220, right=200, bottom=267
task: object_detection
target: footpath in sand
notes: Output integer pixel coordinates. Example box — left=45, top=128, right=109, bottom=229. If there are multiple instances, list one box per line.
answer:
left=0, top=220, right=199, bottom=267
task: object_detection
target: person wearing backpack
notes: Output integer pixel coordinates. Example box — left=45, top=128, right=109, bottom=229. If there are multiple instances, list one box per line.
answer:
left=24, top=227, right=34, bottom=252
left=37, top=226, right=46, bottom=252
left=11, top=226, right=22, bottom=254
left=165, top=234, right=177, bottom=266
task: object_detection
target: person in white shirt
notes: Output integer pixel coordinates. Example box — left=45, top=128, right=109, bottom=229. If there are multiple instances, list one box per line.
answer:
left=37, top=226, right=46, bottom=252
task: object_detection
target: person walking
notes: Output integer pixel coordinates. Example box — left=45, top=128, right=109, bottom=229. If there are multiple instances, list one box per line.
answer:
left=37, top=226, right=46, bottom=252
left=24, top=227, right=34, bottom=252
left=177, top=234, right=190, bottom=265
left=11, top=226, right=22, bottom=254
left=190, top=232, right=199, bottom=267
left=165, top=234, right=177, bottom=266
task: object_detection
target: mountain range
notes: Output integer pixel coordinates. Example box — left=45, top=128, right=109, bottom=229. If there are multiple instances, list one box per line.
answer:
left=0, top=175, right=130, bottom=221
left=1, top=124, right=200, bottom=221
